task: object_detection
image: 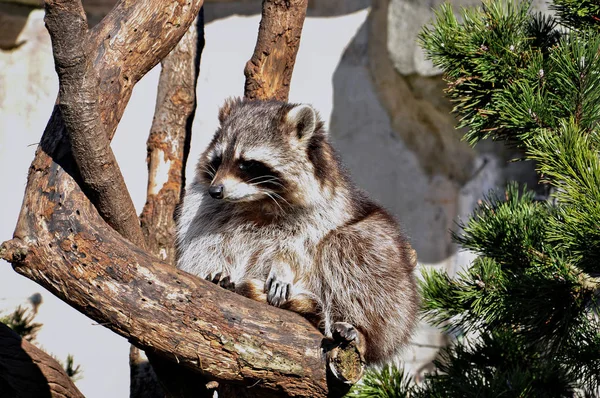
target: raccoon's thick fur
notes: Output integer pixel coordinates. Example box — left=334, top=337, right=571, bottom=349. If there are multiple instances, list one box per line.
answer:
left=176, top=98, right=419, bottom=364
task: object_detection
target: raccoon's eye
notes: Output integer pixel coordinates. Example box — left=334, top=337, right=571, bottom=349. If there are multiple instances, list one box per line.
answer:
left=239, top=160, right=260, bottom=171
left=209, top=155, right=222, bottom=172
left=238, top=160, right=271, bottom=178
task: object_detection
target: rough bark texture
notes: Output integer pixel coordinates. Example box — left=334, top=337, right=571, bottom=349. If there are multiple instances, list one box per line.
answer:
left=45, top=0, right=146, bottom=249
left=140, top=9, right=205, bottom=265
left=134, top=10, right=205, bottom=398
left=244, top=0, right=308, bottom=101
left=84, top=0, right=206, bottom=142
left=1, top=185, right=343, bottom=396
left=0, top=323, right=84, bottom=398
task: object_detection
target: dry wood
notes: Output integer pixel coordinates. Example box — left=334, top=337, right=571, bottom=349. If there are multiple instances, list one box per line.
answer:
left=0, top=163, right=356, bottom=395
left=135, top=10, right=205, bottom=397
left=79, top=0, right=205, bottom=142
left=140, top=10, right=205, bottom=265
left=45, top=0, right=145, bottom=248
left=244, top=0, right=308, bottom=101
left=0, top=323, right=84, bottom=398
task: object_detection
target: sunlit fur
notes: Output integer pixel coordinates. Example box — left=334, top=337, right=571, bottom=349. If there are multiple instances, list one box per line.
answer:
left=176, top=98, right=419, bottom=364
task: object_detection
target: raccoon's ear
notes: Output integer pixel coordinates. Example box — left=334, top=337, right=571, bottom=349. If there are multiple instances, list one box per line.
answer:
left=218, top=97, right=242, bottom=124
left=286, top=104, right=317, bottom=143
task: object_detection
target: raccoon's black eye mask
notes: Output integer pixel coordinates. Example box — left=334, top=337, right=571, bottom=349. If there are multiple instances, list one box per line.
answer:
left=209, top=155, right=222, bottom=173
left=237, top=159, right=273, bottom=180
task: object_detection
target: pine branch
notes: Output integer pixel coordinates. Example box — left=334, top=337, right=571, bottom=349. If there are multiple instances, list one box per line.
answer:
left=0, top=306, right=43, bottom=342
left=419, top=330, right=579, bottom=398
left=527, top=122, right=600, bottom=276
left=551, top=0, right=600, bottom=31
left=419, top=0, right=562, bottom=145
left=349, top=365, right=415, bottom=398
left=63, top=354, right=83, bottom=381
left=410, top=0, right=600, bottom=396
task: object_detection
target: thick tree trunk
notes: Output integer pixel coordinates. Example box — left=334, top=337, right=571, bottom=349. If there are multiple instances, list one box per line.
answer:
left=244, top=0, right=308, bottom=101
left=0, top=323, right=84, bottom=398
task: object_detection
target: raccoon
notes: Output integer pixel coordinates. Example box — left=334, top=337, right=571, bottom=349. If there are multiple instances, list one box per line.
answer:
left=176, top=98, right=419, bottom=365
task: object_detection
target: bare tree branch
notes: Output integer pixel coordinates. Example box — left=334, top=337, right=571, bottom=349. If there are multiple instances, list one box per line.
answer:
left=140, top=9, right=205, bottom=264
left=244, top=0, right=308, bottom=101
left=134, top=10, right=205, bottom=397
left=0, top=323, right=84, bottom=398
left=0, top=174, right=357, bottom=395
left=45, top=0, right=145, bottom=248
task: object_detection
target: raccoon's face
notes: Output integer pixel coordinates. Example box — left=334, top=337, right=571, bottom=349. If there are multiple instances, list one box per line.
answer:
left=196, top=98, right=329, bottom=209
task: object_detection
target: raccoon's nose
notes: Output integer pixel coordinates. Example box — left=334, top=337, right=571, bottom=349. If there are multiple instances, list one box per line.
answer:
left=208, top=184, right=224, bottom=199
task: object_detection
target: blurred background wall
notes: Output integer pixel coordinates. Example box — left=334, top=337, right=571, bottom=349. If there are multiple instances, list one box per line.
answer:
left=0, top=0, right=550, bottom=396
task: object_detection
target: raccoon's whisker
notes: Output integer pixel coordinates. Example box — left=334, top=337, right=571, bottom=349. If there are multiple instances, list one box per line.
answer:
left=270, top=192, right=291, bottom=207
left=265, top=192, right=284, bottom=212
left=247, top=175, right=281, bottom=184
left=199, top=167, right=215, bottom=178
left=250, top=179, right=286, bottom=189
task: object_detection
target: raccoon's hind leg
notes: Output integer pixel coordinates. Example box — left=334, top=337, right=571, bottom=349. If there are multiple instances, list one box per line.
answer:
left=331, top=322, right=367, bottom=360
left=316, top=210, right=419, bottom=365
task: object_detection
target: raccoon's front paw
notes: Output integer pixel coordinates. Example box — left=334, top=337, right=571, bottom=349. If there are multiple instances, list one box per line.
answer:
left=265, top=273, right=292, bottom=307
left=332, top=322, right=359, bottom=343
left=206, top=272, right=236, bottom=292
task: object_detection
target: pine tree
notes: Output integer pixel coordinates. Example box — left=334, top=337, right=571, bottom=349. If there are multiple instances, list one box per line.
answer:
left=352, top=0, right=600, bottom=396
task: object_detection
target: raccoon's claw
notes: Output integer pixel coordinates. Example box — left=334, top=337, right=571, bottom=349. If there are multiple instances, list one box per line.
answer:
left=265, top=276, right=291, bottom=307
left=207, top=272, right=222, bottom=284
left=205, top=272, right=236, bottom=292
left=332, top=322, right=359, bottom=343
left=218, top=275, right=236, bottom=291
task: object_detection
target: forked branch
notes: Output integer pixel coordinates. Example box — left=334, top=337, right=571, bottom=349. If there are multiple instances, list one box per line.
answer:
left=45, top=0, right=145, bottom=248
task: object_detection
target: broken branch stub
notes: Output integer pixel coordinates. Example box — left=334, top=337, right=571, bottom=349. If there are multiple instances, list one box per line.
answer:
left=244, top=0, right=309, bottom=101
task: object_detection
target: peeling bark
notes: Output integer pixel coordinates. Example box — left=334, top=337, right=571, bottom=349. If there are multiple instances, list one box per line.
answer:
left=0, top=323, right=84, bottom=398
left=244, top=0, right=308, bottom=101
left=140, top=9, right=205, bottom=265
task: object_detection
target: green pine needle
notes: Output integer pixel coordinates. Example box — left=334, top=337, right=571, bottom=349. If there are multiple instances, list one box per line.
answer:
left=0, top=306, right=43, bottom=342
left=349, top=365, right=415, bottom=398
